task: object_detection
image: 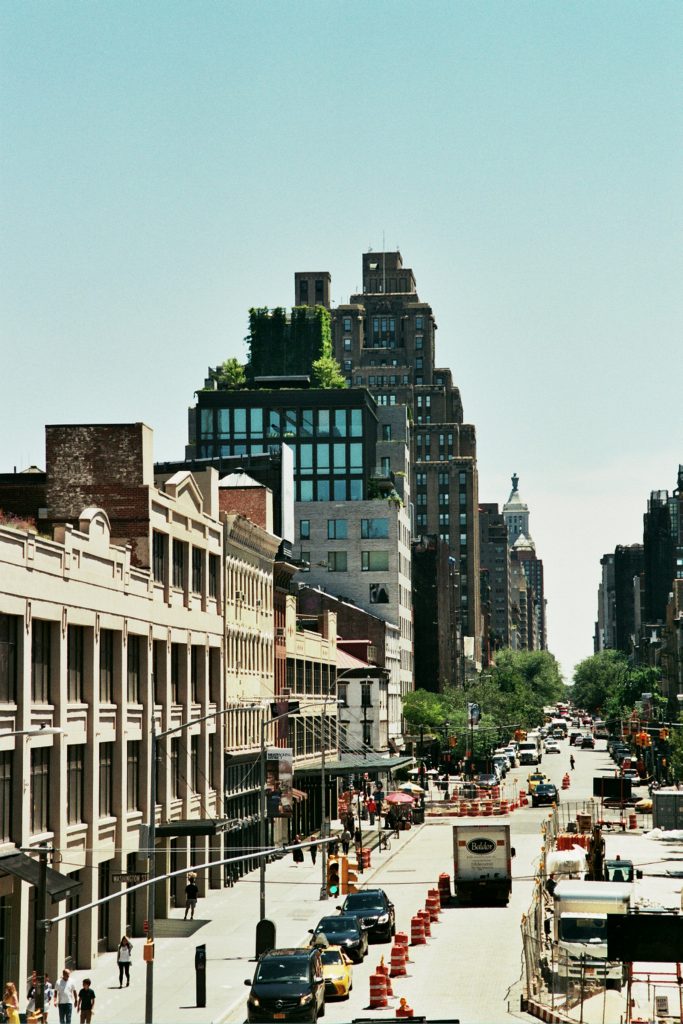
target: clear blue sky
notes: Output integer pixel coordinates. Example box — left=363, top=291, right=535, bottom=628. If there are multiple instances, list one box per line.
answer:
left=2, top=1, right=681, bottom=681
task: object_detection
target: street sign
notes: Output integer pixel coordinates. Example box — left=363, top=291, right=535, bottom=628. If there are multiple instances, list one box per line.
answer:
left=112, top=872, right=149, bottom=884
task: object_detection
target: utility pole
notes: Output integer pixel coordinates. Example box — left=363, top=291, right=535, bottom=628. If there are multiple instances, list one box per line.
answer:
left=34, top=846, right=49, bottom=1020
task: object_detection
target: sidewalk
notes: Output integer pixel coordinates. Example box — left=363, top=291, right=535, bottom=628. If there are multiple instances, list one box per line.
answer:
left=74, top=827, right=410, bottom=1024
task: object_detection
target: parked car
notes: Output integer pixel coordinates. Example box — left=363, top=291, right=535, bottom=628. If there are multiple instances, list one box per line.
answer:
left=581, top=735, right=595, bottom=749
left=310, top=915, right=368, bottom=963
left=503, top=746, right=518, bottom=767
left=336, top=889, right=395, bottom=942
left=622, top=769, right=642, bottom=785
left=532, top=783, right=560, bottom=807
left=474, top=772, right=499, bottom=790
left=245, top=947, right=325, bottom=1023
left=544, top=741, right=561, bottom=755
left=319, top=946, right=353, bottom=999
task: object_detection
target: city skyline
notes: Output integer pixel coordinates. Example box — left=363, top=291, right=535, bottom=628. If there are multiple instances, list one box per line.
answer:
left=2, top=1, right=681, bottom=679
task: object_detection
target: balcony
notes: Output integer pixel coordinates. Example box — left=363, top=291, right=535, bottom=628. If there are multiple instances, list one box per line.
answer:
left=370, top=465, right=395, bottom=494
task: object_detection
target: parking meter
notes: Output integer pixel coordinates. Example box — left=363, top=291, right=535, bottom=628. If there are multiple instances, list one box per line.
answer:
left=195, top=943, right=206, bottom=1007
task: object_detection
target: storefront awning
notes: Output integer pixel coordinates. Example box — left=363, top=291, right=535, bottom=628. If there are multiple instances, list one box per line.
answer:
left=0, top=851, right=82, bottom=904
left=295, top=754, right=414, bottom=778
left=155, top=819, right=233, bottom=839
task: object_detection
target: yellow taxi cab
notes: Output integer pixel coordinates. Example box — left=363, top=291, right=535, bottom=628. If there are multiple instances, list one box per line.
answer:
left=527, top=771, right=547, bottom=793
left=320, top=945, right=353, bottom=999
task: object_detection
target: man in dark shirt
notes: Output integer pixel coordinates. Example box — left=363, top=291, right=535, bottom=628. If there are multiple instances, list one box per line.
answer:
left=545, top=872, right=557, bottom=898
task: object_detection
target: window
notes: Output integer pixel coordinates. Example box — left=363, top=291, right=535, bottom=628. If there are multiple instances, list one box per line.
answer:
left=349, top=479, right=363, bottom=500
left=30, top=748, right=50, bottom=834
left=300, top=519, right=310, bottom=540
left=67, top=625, right=84, bottom=703
left=209, top=554, right=219, bottom=599
left=343, top=316, right=352, bottom=332
left=439, top=513, right=450, bottom=527
left=172, top=540, right=186, bottom=589
left=127, top=741, right=139, bottom=811
left=99, top=629, right=114, bottom=703
left=208, top=733, right=216, bottom=789
left=415, top=357, right=423, bottom=370
left=369, top=584, right=389, bottom=604
left=171, top=643, right=182, bottom=703
left=333, top=410, right=347, bottom=437
left=416, top=493, right=427, bottom=506
left=191, top=735, right=200, bottom=792
left=343, top=359, right=352, bottom=371
left=190, top=646, right=200, bottom=703
left=0, top=615, right=16, bottom=704
left=299, top=480, right=313, bottom=501
left=361, top=517, right=389, bottom=539
left=415, top=335, right=423, bottom=349
left=67, top=745, right=85, bottom=824
left=152, top=531, right=166, bottom=583
left=170, top=738, right=181, bottom=799
left=127, top=635, right=141, bottom=703
left=299, top=279, right=308, bottom=302
left=438, top=492, right=449, bottom=506
left=380, top=456, right=391, bottom=475
left=333, top=479, right=347, bottom=500
left=199, top=408, right=213, bottom=438
left=382, top=424, right=392, bottom=441
left=301, top=409, right=314, bottom=437
left=416, top=513, right=427, bottom=529
left=362, top=550, right=390, bottom=572
left=99, top=742, right=113, bottom=817
left=300, top=551, right=310, bottom=571
left=350, top=409, right=363, bottom=437
left=0, top=752, right=12, bottom=841
left=30, top=619, right=51, bottom=704
left=299, top=444, right=313, bottom=473
left=191, top=548, right=203, bottom=594
left=327, top=519, right=347, bottom=540
left=328, top=551, right=348, bottom=572
left=333, top=444, right=346, bottom=472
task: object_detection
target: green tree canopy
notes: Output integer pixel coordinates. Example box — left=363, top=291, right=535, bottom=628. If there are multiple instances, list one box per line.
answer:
left=213, top=357, right=247, bottom=390
left=571, top=651, right=664, bottom=727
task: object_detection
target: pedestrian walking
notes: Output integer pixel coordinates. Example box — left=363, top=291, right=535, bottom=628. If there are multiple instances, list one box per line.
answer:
left=54, top=970, right=78, bottom=1024
left=76, top=979, right=96, bottom=1024
left=43, top=973, right=54, bottom=1023
left=545, top=872, right=557, bottom=898
left=570, top=754, right=575, bottom=770
left=291, top=835, right=304, bottom=865
left=3, top=982, right=20, bottom=1024
left=184, top=872, right=199, bottom=920
left=309, top=835, right=318, bottom=864
left=367, top=797, right=376, bottom=826
left=116, top=935, right=133, bottom=988
left=340, top=828, right=351, bottom=855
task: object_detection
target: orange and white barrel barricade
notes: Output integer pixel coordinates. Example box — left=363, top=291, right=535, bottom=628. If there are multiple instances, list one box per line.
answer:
left=428, top=886, right=441, bottom=911
left=394, top=931, right=411, bottom=960
left=452, top=800, right=463, bottom=816
left=418, top=908, right=432, bottom=937
left=410, top=914, right=426, bottom=945
left=469, top=800, right=480, bottom=817
left=561, top=774, right=570, bottom=790
left=459, top=801, right=470, bottom=816
left=438, top=872, right=451, bottom=902
left=482, top=799, right=493, bottom=816
left=369, top=972, right=389, bottom=1008
left=493, top=800, right=504, bottom=815
left=390, top=943, right=407, bottom=977
left=375, top=956, right=393, bottom=995
left=519, top=789, right=527, bottom=806
left=499, top=799, right=509, bottom=815
left=362, top=848, right=372, bottom=869
left=396, top=997, right=415, bottom=1019
left=629, top=813, right=638, bottom=830
left=425, top=895, right=439, bottom=922
left=491, top=785, right=501, bottom=800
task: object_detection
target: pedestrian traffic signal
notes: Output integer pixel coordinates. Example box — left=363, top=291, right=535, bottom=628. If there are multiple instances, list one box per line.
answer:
left=327, top=857, right=340, bottom=896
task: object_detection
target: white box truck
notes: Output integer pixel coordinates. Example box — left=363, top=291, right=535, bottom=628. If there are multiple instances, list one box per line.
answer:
left=519, top=732, right=542, bottom=765
left=452, top=822, right=514, bottom=905
left=552, top=881, right=632, bottom=989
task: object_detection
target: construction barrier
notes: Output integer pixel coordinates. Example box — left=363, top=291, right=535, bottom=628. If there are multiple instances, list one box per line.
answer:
left=469, top=801, right=480, bottom=817
left=394, top=931, right=411, bottom=960
left=410, top=914, right=426, bottom=945
left=482, top=799, right=493, bottom=816
left=561, top=774, right=570, bottom=790
left=519, top=789, right=528, bottom=806
left=390, top=943, right=407, bottom=977
left=425, top=896, right=439, bottom=922
left=437, top=872, right=451, bottom=902
left=418, top=909, right=432, bottom=937
left=361, top=848, right=372, bottom=869
left=499, top=800, right=509, bottom=815
left=369, top=973, right=389, bottom=1009
left=396, top=997, right=414, bottom=1019
left=629, top=813, right=638, bottom=830
left=428, top=886, right=442, bottom=911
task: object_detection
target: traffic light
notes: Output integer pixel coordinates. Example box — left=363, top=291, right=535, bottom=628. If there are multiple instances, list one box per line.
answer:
left=660, top=729, right=669, bottom=741
left=327, top=858, right=340, bottom=897
left=449, top=735, right=457, bottom=748
left=342, top=856, right=357, bottom=895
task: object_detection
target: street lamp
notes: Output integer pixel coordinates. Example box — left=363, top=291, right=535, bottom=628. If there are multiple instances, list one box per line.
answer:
left=145, top=704, right=257, bottom=1024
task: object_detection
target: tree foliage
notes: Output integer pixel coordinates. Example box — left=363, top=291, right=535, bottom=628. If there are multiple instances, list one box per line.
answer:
left=402, top=649, right=565, bottom=758
left=213, top=356, right=247, bottom=390
left=245, top=305, right=344, bottom=386
left=571, top=651, right=663, bottom=726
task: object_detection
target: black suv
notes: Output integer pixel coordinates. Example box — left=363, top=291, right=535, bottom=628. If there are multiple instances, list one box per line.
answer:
left=532, top=783, right=560, bottom=807
left=245, top=947, right=325, bottom=1022
left=337, top=888, right=396, bottom=942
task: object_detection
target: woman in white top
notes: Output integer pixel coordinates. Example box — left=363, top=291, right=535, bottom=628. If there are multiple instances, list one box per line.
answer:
left=117, top=935, right=133, bottom=987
